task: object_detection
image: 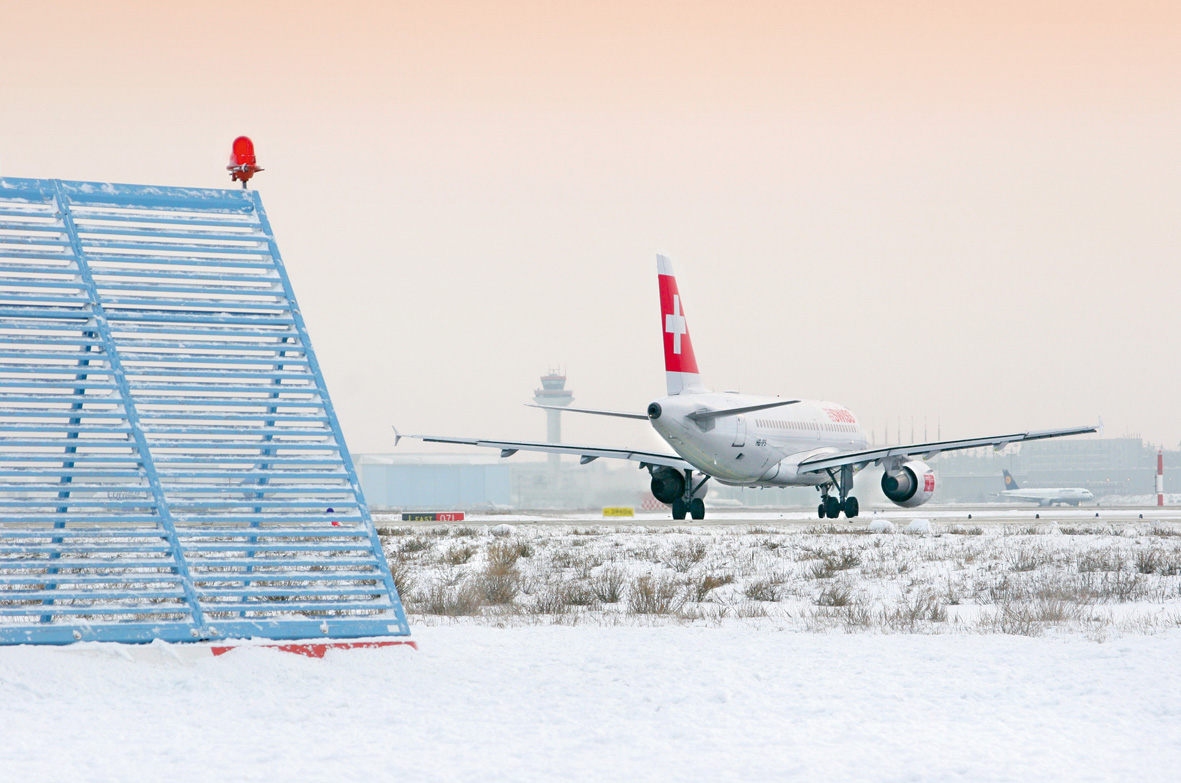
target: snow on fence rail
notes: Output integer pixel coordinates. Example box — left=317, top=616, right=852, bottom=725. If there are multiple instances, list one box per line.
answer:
left=0, top=177, right=408, bottom=644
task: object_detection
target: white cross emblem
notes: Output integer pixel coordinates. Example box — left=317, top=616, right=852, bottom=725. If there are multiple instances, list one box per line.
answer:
left=665, top=295, right=687, bottom=354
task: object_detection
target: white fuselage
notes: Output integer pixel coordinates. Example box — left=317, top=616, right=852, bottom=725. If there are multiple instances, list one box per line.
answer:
left=1000, top=488, right=1094, bottom=506
left=648, top=393, right=867, bottom=486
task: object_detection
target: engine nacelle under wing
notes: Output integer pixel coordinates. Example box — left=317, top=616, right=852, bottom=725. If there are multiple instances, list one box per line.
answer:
left=649, top=466, right=707, bottom=503
left=881, top=460, right=936, bottom=508
left=649, top=467, right=684, bottom=503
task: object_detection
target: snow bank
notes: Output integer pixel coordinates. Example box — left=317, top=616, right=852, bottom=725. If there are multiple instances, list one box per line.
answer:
left=868, top=518, right=895, bottom=534
left=490, top=523, right=516, bottom=537
left=905, top=518, right=932, bottom=534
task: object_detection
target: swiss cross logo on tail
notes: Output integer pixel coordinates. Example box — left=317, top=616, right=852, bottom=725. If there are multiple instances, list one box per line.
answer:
left=658, top=271, right=699, bottom=374
left=665, top=295, right=687, bottom=354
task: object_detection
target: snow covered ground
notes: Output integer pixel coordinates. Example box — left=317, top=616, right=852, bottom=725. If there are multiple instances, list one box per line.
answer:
left=4, top=518, right=1181, bottom=781
left=384, top=518, right=1181, bottom=636
left=2, top=627, right=1180, bottom=782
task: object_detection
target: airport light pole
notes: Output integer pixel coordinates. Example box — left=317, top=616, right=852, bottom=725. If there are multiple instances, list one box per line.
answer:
left=1157, top=449, right=1164, bottom=507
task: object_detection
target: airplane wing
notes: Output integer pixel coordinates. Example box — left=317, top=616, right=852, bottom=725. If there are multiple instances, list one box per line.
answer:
left=797, top=424, right=1099, bottom=474
left=394, top=429, right=692, bottom=470
left=527, top=404, right=648, bottom=420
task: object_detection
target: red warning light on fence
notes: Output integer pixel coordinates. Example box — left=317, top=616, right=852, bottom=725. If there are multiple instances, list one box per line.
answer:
left=227, top=136, right=264, bottom=188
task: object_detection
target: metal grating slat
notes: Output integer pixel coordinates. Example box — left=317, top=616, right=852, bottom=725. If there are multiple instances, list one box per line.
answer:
left=0, top=177, right=407, bottom=644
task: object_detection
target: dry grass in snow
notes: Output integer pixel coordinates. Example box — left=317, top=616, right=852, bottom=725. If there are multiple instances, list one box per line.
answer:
left=379, top=521, right=1181, bottom=638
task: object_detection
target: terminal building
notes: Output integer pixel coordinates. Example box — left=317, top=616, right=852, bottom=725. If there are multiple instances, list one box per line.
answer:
left=930, top=437, right=1176, bottom=503
left=356, top=453, right=645, bottom=511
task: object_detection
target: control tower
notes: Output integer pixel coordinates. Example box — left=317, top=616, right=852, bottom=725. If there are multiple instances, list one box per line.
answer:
left=533, top=369, right=573, bottom=465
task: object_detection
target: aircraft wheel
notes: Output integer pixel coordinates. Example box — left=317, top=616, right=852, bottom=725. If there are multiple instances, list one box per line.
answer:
left=818, top=502, right=828, bottom=519
left=825, top=496, right=841, bottom=519
left=671, top=498, right=688, bottom=520
left=843, top=497, right=859, bottom=519
left=689, top=498, right=705, bottom=520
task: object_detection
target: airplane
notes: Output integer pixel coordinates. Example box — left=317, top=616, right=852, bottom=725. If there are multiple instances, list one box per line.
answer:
left=396, top=255, right=1098, bottom=520
left=998, top=469, right=1094, bottom=507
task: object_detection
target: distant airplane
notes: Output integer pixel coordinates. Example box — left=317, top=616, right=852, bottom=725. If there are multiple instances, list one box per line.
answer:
left=397, top=256, right=1098, bottom=520
left=998, top=469, right=1094, bottom=507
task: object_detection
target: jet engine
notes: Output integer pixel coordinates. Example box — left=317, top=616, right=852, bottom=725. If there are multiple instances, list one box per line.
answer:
left=649, top=467, right=685, bottom=504
left=881, top=460, right=936, bottom=508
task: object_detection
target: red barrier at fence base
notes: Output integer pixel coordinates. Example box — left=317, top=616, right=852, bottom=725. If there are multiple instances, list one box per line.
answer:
left=211, top=640, right=417, bottom=658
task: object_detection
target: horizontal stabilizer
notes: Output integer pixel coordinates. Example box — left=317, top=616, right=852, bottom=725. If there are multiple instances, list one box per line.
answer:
left=527, top=404, right=648, bottom=420
left=687, top=399, right=800, bottom=423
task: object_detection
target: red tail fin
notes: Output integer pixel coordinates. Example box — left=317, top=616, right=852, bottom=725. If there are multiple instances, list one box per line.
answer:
left=657, top=255, right=704, bottom=395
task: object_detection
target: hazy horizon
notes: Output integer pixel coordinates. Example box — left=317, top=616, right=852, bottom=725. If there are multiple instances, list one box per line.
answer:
left=2, top=1, right=1178, bottom=456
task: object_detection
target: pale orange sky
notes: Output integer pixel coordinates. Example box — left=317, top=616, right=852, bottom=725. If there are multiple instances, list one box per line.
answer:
left=1, top=1, right=1179, bottom=454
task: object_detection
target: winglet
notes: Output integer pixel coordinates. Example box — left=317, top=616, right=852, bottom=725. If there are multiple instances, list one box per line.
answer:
left=1097, top=416, right=1105, bottom=437
left=391, top=425, right=403, bottom=446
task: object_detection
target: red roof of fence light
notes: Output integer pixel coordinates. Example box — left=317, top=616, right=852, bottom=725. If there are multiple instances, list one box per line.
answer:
left=230, top=136, right=257, bottom=166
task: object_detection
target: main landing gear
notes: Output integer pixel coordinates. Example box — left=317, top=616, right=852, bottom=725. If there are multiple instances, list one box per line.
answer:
left=649, top=466, right=709, bottom=521
left=817, top=464, right=859, bottom=519
left=672, top=496, right=706, bottom=521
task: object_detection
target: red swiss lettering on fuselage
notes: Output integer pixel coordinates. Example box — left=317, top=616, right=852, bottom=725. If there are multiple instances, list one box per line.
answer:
left=824, top=408, right=857, bottom=424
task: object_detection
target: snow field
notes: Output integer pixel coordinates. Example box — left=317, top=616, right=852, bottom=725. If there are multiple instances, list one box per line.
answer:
left=2, top=627, right=1180, bottom=782
left=4, top=521, right=1181, bottom=781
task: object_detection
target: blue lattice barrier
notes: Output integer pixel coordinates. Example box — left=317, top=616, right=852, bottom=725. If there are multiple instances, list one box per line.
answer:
left=0, top=177, right=408, bottom=644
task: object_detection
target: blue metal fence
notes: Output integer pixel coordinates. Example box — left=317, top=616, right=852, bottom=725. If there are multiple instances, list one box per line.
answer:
left=0, top=177, right=408, bottom=644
